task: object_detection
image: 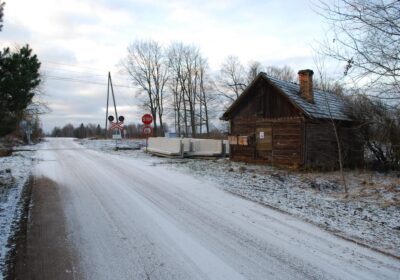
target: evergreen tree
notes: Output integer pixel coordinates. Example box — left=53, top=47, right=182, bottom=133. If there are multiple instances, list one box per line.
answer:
left=0, top=45, right=41, bottom=136
left=0, top=1, right=5, bottom=31
left=96, top=124, right=102, bottom=136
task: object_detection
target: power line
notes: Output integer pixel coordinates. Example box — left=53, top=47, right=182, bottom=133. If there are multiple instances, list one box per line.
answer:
left=41, top=66, right=130, bottom=80
left=42, top=67, right=106, bottom=77
left=41, top=60, right=110, bottom=73
left=112, top=82, right=137, bottom=109
left=42, top=70, right=129, bottom=85
left=41, top=60, right=130, bottom=77
left=44, top=75, right=135, bottom=89
left=41, top=66, right=131, bottom=85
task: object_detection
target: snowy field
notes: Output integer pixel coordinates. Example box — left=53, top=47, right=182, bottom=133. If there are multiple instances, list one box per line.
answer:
left=0, top=145, right=36, bottom=279
left=79, top=138, right=400, bottom=258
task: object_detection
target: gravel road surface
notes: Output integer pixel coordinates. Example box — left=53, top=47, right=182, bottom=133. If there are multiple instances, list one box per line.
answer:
left=21, top=138, right=400, bottom=279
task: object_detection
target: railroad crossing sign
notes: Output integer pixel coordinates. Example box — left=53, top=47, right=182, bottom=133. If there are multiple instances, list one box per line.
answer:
left=142, top=114, right=153, bottom=125
left=142, top=126, right=153, bottom=135
left=108, top=115, right=125, bottom=130
left=110, top=122, right=124, bottom=130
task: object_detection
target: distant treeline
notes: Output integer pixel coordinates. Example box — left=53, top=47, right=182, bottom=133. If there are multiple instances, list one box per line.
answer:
left=49, top=123, right=171, bottom=138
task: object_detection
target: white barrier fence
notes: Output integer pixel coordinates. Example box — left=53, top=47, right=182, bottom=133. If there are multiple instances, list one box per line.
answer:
left=147, top=137, right=183, bottom=156
left=223, top=140, right=230, bottom=154
left=181, top=138, right=191, bottom=154
left=190, top=139, right=223, bottom=156
left=146, top=137, right=229, bottom=158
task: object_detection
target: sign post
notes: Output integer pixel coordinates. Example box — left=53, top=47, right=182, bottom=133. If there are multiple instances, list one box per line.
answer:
left=141, top=114, right=153, bottom=152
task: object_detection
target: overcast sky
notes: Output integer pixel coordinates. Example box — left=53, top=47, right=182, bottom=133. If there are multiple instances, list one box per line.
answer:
left=1, top=0, right=338, bottom=132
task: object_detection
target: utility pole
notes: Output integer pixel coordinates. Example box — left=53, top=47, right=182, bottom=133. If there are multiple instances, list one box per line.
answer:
left=104, top=73, right=110, bottom=138
left=104, top=72, right=119, bottom=139
left=109, top=72, right=118, bottom=121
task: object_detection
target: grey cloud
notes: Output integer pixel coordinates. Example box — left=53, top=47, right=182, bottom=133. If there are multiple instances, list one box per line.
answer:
left=39, top=45, right=77, bottom=64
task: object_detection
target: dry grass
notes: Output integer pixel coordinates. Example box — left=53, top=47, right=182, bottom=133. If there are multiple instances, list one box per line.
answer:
left=0, top=149, right=12, bottom=157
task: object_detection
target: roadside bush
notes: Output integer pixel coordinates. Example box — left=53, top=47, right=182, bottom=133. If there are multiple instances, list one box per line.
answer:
left=347, top=95, right=400, bottom=171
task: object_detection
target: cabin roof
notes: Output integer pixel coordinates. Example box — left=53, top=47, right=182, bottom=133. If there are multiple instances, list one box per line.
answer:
left=221, top=72, right=351, bottom=121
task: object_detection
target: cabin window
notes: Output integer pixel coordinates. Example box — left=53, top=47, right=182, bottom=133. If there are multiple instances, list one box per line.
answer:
left=228, top=136, right=238, bottom=145
left=238, top=136, right=248, bottom=146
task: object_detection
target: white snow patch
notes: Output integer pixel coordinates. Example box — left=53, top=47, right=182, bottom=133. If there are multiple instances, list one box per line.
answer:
left=0, top=145, right=36, bottom=279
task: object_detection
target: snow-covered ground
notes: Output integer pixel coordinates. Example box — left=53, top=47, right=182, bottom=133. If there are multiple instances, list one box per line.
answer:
left=79, top=138, right=400, bottom=258
left=1, top=138, right=398, bottom=279
left=0, top=144, right=36, bottom=279
left=79, top=138, right=144, bottom=152
left=35, top=138, right=399, bottom=279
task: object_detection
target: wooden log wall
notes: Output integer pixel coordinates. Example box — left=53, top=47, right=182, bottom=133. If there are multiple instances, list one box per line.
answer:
left=230, top=118, right=304, bottom=167
left=305, top=120, right=363, bottom=169
left=226, top=76, right=365, bottom=169
left=270, top=119, right=303, bottom=166
left=338, top=124, right=364, bottom=167
left=305, top=121, right=337, bottom=169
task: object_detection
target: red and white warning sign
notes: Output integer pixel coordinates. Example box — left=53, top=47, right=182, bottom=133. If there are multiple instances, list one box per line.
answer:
left=142, top=114, right=153, bottom=125
left=108, top=115, right=125, bottom=131
left=109, top=121, right=124, bottom=130
left=142, top=126, right=152, bottom=135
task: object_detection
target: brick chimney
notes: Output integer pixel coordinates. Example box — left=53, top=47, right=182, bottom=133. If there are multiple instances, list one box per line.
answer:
left=298, top=69, right=314, bottom=103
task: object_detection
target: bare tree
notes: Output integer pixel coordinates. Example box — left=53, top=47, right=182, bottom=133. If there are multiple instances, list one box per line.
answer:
left=122, top=40, right=168, bottom=136
left=183, top=45, right=200, bottom=137
left=314, top=55, right=348, bottom=192
left=218, top=56, right=247, bottom=102
left=198, top=57, right=216, bottom=136
left=347, top=94, right=400, bottom=171
left=167, top=43, right=214, bottom=137
left=167, top=43, right=185, bottom=136
left=247, top=61, right=264, bottom=84
left=167, top=43, right=191, bottom=136
left=317, top=0, right=400, bottom=101
left=265, top=65, right=296, bottom=82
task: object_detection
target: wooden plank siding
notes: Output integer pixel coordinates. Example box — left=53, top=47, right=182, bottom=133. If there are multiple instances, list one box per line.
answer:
left=230, top=118, right=304, bottom=166
left=230, top=79, right=302, bottom=122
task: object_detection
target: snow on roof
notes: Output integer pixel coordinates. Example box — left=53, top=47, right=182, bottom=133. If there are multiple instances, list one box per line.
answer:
left=222, top=73, right=351, bottom=121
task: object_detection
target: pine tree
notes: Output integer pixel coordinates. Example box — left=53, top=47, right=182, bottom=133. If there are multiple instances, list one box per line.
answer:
left=0, top=45, right=41, bottom=136
left=0, top=1, right=5, bottom=31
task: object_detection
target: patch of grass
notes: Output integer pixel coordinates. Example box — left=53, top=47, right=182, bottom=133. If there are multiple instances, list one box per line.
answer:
left=0, top=149, right=12, bottom=157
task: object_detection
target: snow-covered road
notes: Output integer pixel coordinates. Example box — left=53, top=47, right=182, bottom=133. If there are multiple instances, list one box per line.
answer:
left=34, top=138, right=400, bottom=280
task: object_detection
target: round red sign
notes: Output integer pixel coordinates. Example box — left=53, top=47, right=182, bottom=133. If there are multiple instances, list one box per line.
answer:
left=142, top=126, right=153, bottom=135
left=142, top=114, right=153, bottom=125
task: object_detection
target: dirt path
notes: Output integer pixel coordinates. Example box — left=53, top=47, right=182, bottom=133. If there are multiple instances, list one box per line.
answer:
left=9, top=176, right=81, bottom=280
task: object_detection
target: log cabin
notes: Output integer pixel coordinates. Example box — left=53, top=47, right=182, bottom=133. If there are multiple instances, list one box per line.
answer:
left=221, top=70, right=363, bottom=169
